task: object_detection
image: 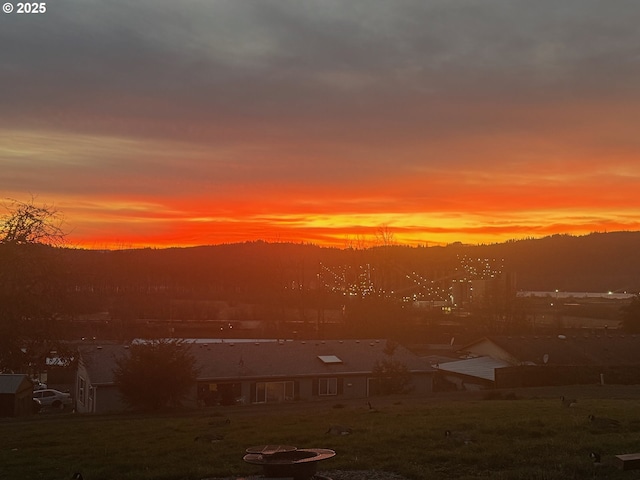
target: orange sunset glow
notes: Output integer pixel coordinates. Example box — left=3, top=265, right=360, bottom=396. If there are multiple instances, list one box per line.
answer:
left=2, top=1, right=640, bottom=250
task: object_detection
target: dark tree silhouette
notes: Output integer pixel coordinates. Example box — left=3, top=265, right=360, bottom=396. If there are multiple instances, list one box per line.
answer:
left=371, top=358, right=412, bottom=395
left=0, top=198, right=70, bottom=373
left=113, top=340, right=198, bottom=411
left=1, top=198, right=65, bottom=245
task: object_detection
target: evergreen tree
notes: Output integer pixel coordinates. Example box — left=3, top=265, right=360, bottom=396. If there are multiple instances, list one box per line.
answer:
left=113, top=340, right=198, bottom=411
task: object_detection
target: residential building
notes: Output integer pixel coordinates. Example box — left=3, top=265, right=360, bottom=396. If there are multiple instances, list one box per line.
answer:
left=75, top=339, right=435, bottom=414
left=434, top=334, right=640, bottom=389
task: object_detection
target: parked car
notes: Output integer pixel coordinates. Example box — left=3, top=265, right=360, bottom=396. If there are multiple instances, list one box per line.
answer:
left=32, top=380, right=47, bottom=391
left=32, top=397, right=42, bottom=413
left=33, top=389, right=72, bottom=410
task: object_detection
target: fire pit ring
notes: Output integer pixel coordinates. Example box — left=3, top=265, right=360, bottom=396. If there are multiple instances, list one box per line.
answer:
left=243, top=445, right=336, bottom=480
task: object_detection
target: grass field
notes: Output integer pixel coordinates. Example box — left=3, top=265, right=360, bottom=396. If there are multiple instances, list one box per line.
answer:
left=2, top=385, right=640, bottom=480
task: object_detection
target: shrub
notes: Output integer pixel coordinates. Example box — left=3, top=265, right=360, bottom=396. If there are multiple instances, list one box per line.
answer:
left=371, top=358, right=413, bottom=395
left=113, top=339, right=198, bottom=411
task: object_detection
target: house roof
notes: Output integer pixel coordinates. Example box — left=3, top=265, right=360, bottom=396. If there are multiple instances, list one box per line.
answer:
left=0, top=374, right=32, bottom=394
left=194, top=339, right=434, bottom=380
left=79, top=339, right=435, bottom=385
left=436, top=356, right=511, bottom=382
left=460, top=334, right=640, bottom=366
left=78, top=345, right=129, bottom=385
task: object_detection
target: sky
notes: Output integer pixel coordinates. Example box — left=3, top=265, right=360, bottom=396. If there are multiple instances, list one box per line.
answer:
left=2, top=0, right=640, bottom=249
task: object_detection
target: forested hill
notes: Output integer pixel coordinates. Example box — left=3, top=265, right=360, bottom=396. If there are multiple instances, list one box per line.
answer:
left=57, top=231, right=640, bottom=295
left=477, top=232, right=640, bottom=292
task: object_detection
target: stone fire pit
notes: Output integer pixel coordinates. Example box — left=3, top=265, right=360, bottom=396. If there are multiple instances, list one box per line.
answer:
left=243, top=444, right=336, bottom=480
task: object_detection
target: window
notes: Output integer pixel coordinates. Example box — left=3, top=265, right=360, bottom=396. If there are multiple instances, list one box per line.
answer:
left=318, top=377, right=338, bottom=396
left=254, top=381, right=294, bottom=403
left=78, top=377, right=86, bottom=404
left=198, top=382, right=242, bottom=406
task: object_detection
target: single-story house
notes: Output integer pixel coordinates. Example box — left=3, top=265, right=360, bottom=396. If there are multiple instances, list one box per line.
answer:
left=76, top=339, right=435, bottom=414
left=439, top=334, right=640, bottom=389
left=0, top=374, right=34, bottom=417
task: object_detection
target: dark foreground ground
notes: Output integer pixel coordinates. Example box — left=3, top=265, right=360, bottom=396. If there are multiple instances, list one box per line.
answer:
left=200, top=384, right=640, bottom=480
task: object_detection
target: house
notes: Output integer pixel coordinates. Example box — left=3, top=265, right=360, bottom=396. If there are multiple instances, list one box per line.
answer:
left=439, top=334, right=640, bottom=389
left=435, top=356, right=511, bottom=391
left=194, top=339, right=435, bottom=405
left=75, top=339, right=435, bottom=414
left=0, top=374, right=34, bottom=417
left=75, top=344, right=127, bottom=414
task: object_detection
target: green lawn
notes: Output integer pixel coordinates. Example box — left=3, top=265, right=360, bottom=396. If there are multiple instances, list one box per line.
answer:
left=2, top=387, right=640, bottom=480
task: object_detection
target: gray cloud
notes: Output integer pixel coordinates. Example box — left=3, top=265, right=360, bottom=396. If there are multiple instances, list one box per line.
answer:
left=1, top=0, right=639, bottom=187
left=5, top=1, right=639, bottom=115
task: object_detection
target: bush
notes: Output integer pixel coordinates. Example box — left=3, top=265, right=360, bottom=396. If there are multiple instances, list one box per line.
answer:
left=113, top=339, right=198, bottom=411
left=371, top=358, right=413, bottom=395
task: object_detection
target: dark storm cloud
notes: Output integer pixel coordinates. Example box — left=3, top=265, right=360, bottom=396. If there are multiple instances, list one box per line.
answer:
left=5, top=1, right=640, bottom=119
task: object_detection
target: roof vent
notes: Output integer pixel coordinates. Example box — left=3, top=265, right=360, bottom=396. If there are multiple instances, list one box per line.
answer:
left=318, top=355, right=342, bottom=364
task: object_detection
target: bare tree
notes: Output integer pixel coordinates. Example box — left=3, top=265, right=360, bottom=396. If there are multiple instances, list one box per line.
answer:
left=1, top=197, right=66, bottom=246
left=343, top=233, right=369, bottom=250
left=0, top=198, right=69, bottom=373
left=375, top=225, right=395, bottom=247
